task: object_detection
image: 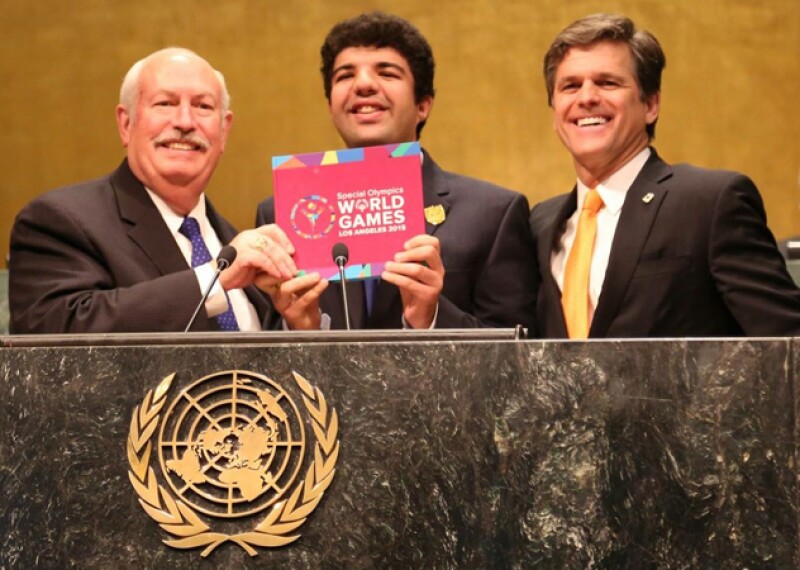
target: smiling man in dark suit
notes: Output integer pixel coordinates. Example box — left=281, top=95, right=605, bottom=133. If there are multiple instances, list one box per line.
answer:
left=530, top=13, right=800, bottom=338
left=254, top=12, right=537, bottom=331
left=9, top=48, right=286, bottom=334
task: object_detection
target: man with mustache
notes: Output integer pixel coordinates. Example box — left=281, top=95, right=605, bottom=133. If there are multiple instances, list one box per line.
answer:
left=254, top=12, right=538, bottom=331
left=9, top=48, right=281, bottom=333
left=530, top=14, right=800, bottom=338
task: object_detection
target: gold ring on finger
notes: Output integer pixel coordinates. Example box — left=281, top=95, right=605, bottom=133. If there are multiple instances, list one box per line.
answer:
left=254, top=236, right=270, bottom=252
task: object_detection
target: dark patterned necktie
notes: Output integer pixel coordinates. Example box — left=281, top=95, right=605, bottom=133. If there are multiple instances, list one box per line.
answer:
left=178, top=216, right=240, bottom=331
left=363, top=278, right=379, bottom=317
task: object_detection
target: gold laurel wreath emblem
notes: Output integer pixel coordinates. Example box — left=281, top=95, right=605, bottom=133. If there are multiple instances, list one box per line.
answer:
left=126, top=371, right=339, bottom=557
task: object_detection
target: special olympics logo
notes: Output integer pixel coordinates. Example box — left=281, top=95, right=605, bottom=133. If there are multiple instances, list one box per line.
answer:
left=289, top=195, right=336, bottom=239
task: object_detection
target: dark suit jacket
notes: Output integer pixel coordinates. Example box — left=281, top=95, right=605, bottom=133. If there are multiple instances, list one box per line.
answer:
left=256, top=151, right=538, bottom=330
left=529, top=149, right=800, bottom=337
left=9, top=159, right=270, bottom=334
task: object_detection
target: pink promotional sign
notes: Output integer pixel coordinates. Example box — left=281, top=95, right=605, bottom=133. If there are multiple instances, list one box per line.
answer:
left=272, top=143, right=424, bottom=280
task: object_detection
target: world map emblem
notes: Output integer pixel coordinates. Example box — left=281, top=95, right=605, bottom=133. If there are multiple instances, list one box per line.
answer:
left=159, top=372, right=304, bottom=517
left=127, top=370, right=339, bottom=557
left=289, top=195, right=336, bottom=239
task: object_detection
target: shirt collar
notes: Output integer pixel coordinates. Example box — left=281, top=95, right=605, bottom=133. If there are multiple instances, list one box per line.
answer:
left=145, top=187, right=207, bottom=235
left=576, top=147, right=651, bottom=214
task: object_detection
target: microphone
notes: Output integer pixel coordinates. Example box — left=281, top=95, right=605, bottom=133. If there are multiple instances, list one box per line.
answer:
left=332, top=242, right=348, bottom=267
left=216, top=245, right=237, bottom=271
left=184, top=245, right=238, bottom=332
left=331, top=242, right=351, bottom=330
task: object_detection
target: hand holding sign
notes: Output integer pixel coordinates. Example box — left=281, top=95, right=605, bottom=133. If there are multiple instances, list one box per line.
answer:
left=273, top=143, right=425, bottom=282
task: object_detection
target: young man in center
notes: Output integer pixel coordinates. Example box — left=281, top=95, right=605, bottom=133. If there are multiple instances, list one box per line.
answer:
left=255, top=12, right=537, bottom=331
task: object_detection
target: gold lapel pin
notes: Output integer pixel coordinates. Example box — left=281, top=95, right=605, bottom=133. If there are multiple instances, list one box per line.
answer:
left=642, top=192, right=655, bottom=204
left=424, top=204, right=446, bottom=225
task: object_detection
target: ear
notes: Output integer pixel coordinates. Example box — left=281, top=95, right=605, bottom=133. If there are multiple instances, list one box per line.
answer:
left=417, top=96, right=433, bottom=126
left=645, top=91, right=660, bottom=126
left=116, top=105, right=132, bottom=147
left=219, top=110, right=234, bottom=152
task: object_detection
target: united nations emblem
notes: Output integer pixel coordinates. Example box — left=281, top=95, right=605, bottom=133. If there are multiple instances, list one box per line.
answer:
left=127, top=370, right=339, bottom=557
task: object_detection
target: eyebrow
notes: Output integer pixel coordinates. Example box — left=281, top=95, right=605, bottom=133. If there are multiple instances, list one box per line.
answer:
left=332, top=61, right=407, bottom=76
left=149, top=89, right=217, bottom=101
left=557, top=71, right=626, bottom=85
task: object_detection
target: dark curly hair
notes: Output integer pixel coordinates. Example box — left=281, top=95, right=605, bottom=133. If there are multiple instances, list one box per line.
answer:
left=321, top=12, right=435, bottom=137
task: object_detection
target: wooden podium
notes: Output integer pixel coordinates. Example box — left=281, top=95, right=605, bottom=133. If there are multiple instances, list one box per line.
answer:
left=1, top=332, right=797, bottom=568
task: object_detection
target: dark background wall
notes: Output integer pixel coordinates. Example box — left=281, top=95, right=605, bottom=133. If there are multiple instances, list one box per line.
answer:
left=2, top=0, right=798, bottom=261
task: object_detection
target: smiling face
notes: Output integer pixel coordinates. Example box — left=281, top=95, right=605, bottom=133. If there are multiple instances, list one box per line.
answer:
left=551, top=40, right=659, bottom=187
left=116, top=51, right=232, bottom=214
left=328, top=46, right=432, bottom=148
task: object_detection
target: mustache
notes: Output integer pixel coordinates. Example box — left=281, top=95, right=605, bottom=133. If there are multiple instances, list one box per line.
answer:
left=154, top=130, right=210, bottom=150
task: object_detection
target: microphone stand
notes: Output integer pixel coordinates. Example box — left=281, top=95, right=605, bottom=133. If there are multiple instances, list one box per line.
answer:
left=185, top=249, right=235, bottom=333
left=332, top=242, right=352, bottom=330
left=336, top=259, right=351, bottom=330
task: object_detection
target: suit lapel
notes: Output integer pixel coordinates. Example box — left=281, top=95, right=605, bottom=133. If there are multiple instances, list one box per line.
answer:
left=112, top=160, right=188, bottom=276
left=206, top=199, right=235, bottom=243
left=421, top=151, right=451, bottom=236
left=590, top=152, right=672, bottom=337
left=543, top=190, right=577, bottom=338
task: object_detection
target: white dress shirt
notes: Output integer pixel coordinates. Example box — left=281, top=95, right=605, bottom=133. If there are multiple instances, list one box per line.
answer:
left=551, top=148, right=651, bottom=323
left=146, top=189, right=261, bottom=331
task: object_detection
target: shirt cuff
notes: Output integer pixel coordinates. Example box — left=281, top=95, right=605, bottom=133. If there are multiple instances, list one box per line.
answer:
left=281, top=312, right=331, bottom=330
left=193, top=263, right=227, bottom=317
left=401, top=302, right=439, bottom=329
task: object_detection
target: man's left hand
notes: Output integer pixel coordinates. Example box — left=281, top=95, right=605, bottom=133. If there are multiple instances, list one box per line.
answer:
left=255, top=272, right=328, bottom=330
left=382, top=234, right=444, bottom=329
left=219, top=225, right=296, bottom=291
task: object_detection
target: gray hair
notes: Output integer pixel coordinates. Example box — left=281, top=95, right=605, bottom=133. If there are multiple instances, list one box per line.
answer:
left=119, top=47, right=231, bottom=121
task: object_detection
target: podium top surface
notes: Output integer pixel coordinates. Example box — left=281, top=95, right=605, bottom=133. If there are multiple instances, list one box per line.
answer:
left=0, top=328, right=528, bottom=347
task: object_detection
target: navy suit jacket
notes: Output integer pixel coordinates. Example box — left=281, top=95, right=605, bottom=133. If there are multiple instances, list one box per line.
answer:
left=529, top=150, right=800, bottom=337
left=256, top=151, right=538, bottom=330
left=9, top=159, right=270, bottom=334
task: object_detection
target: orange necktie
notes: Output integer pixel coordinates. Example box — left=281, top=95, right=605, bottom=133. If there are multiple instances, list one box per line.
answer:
left=562, top=188, right=604, bottom=339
